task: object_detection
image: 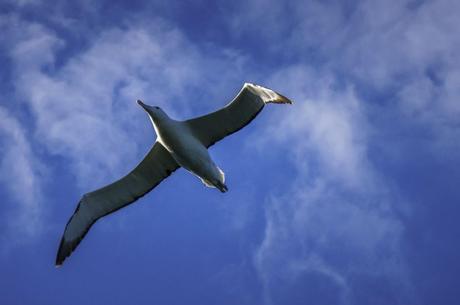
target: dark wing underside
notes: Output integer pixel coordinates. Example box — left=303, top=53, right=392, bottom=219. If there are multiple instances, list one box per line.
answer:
left=185, top=83, right=292, bottom=148
left=56, top=141, right=179, bottom=266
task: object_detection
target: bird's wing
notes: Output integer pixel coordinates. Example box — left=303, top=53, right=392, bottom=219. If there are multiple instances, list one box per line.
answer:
left=185, top=83, right=292, bottom=148
left=56, top=141, right=179, bottom=266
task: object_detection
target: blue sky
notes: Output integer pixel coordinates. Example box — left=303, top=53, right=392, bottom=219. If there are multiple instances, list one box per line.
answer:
left=1, top=0, right=459, bottom=304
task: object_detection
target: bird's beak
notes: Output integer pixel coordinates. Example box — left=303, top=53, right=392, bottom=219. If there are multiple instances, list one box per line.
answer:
left=137, top=99, right=148, bottom=111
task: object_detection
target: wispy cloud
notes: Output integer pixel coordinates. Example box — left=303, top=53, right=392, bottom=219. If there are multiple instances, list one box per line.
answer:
left=0, top=106, right=43, bottom=248
left=253, top=67, right=413, bottom=304
left=256, top=66, right=370, bottom=189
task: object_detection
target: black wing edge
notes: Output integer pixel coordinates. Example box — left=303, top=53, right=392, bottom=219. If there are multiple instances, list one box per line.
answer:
left=55, top=200, right=95, bottom=267
left=55, top=166, right=178, bottom=267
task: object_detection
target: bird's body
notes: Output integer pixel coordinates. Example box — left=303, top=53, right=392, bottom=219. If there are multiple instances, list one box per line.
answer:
left=56, top=83, right=292, bottom=266
left=146, top=105, right=226, bottom=191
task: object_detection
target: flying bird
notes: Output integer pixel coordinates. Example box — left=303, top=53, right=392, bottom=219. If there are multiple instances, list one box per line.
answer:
left=56, top=83, right=292, bottom=266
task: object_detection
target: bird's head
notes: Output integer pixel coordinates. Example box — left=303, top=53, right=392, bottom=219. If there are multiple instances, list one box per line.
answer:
left=137, top=100, right=169, bottom=122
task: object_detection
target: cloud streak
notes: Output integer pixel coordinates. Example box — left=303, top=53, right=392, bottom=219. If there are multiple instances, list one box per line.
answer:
left=253, top=67, right=413, bottom=304
left=0, top=106, right=43, bottom=248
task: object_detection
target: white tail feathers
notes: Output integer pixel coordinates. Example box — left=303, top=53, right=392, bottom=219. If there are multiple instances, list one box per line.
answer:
left=199, top=167, right=227, bottom=192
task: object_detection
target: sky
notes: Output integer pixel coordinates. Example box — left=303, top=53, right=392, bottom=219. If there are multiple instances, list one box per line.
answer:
left=0, top=0, right=459, bottom=304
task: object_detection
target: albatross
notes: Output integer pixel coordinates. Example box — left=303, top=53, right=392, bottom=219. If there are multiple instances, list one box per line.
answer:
left=56, top=83, right=292, bottom=266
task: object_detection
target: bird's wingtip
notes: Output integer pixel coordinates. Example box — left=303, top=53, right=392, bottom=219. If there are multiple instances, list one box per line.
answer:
left=55, top=234, right=72, bottom=267
left=244, top=83, right=293, bottom=105
left=274, top=92, right=294, bottom=105
left=55, top=245, right=66, bottom=267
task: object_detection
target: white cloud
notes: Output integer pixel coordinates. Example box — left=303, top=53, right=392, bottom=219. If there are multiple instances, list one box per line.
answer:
left=252, top=66, right=413, bottom=304
left=256, top=66, right=371, bottom=189
left=255, top=182, right=410, bottom=304
left=0, top=107, right=43, bottom=248
left=341, top=0, right=460, bottom=122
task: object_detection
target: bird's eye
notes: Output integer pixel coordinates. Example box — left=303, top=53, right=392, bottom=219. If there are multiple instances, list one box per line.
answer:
left=155, top=106, right=160, bottom=110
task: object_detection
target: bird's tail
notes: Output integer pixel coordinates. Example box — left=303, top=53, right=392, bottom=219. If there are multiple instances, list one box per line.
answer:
left=215, top=181, right=228, bottom=193
left=200, top=178, right=228, bottom=193
left=199, top=166, right=228, bottom=192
